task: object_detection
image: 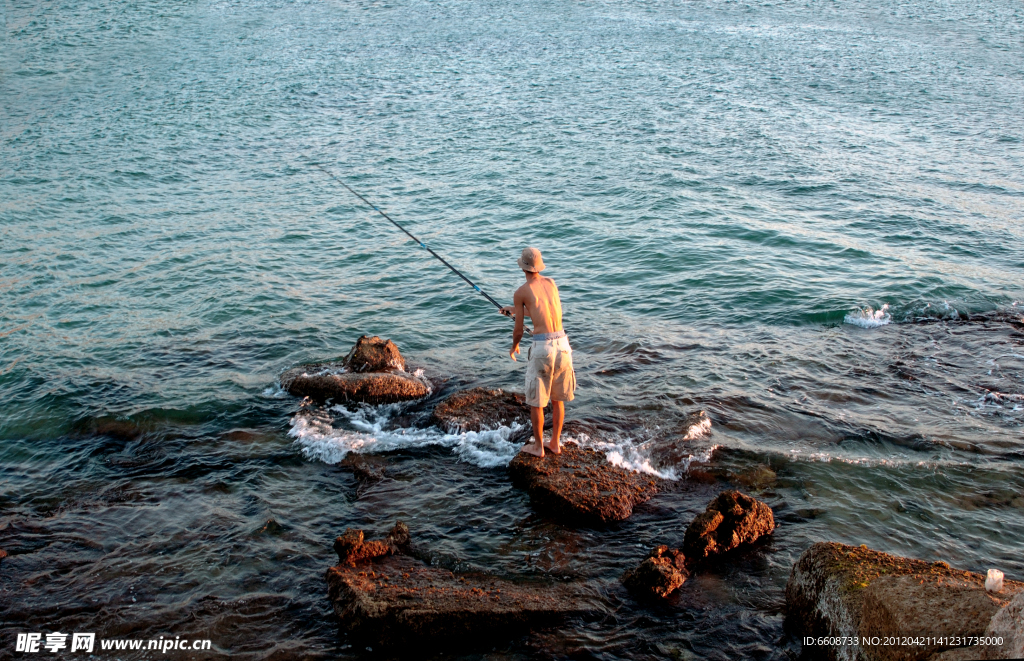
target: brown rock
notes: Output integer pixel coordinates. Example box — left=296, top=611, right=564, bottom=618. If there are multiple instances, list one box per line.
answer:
left=784, top=542, right=1024, bottom=661
left=281, top=367, right=429, bottom=404
left=983, top=591, right=1024, bottom=659
left=0, top=549, right=7, bottom=564
left=344, top=335, right=406, bottom=373
left=508, top=443, right=659, bottom=525
left=860, top=575, right=1011, bottom=661
left=683, top=490, right=775, bottom=560
left=622, top=545, right=689, bottom=598
left=333, top=522, right=410, bottom=566
left=325, top=525, right=593, bottom=648
left=281, top=336, right=428, bottom=404
left=428, top=387, right=535, bottom=433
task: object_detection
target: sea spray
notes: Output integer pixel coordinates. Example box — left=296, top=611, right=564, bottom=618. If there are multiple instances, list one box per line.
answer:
left=288, top=402, right=713, bottom=478
left=844, top=304, right=892, bottom=328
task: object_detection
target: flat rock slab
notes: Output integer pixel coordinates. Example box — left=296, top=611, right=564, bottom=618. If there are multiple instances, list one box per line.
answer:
left=508, top=444, right=659, bottom=525
left=428, top=387, right=534, bottom=433
left=325, top=528, right=593, bottom=649
left=785, top=542, right=1023, bottom=661
left=281, top=365, right=429, bottom=405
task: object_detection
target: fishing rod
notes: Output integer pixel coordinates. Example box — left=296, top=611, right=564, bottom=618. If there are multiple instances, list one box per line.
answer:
left=313, top=163, right=529, bottom=334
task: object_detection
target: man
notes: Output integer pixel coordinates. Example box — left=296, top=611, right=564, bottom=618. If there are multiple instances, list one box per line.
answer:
left=500, top=247, right=576, bottom=457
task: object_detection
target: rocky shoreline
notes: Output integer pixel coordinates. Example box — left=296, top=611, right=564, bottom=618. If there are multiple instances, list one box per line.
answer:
left=284, top=336, right=1022, bottom=654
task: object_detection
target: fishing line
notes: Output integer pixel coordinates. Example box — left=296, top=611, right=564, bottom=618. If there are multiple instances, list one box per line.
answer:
left=313, top=163, right=528, bottom=333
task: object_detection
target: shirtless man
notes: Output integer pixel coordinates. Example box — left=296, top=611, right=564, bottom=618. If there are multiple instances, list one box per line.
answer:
left=500, top=247, right=576, bottom=458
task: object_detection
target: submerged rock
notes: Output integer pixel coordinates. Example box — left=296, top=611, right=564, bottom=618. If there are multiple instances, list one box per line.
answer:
left=683, top=490, right=775, bottom=560
left=281, top=336, right=428, bottom=404
left=622, top=545, right=689, bottom=598
left=647, top=410, right=713, bottom=468
left=324, top=524, right=592, bottom=648
left=428, top=387, right=533, bottom=433
left=508, top=441, right=659, bottom=525
left=735, top=464, right=777, bottom=491
left=344, top=335, right=406, bottom=373
left=784, top=542, right=1023, bottom=661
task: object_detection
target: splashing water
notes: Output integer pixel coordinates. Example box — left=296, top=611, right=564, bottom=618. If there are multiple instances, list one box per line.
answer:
left=288, top=403, right=710, bottom=478
left=845, top=304, right=892, bottom=328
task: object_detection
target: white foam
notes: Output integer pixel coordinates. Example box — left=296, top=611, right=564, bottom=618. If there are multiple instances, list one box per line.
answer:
left=289, top=403, right=712, bottom=479
left=289, top=403, right=524, bottom=469
left=844, top=303, right=891, bottom=328
left=683, top=415, right=712, bottom=440
left=261, top=382, right=288, bottom=399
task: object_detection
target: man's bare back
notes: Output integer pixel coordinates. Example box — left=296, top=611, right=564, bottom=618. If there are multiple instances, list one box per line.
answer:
left=500, top=247, right=575, bottom=459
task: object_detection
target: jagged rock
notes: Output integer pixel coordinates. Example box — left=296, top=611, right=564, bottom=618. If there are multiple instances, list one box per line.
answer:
left=281, top=337, right=428, bottom=404
left=324, top=524, right=592, bottom=648
left=508, top=442, right=659, bottom=525
left=784, top=542, right=1024, bottom=661
left=333, top=522, right=410, bottom=566
left=345, top=335, right=406, bottom=373
left=683, top=490, right=775, bottom=560
left=622, top=545, right=689, bottom=598
left=428, top=387, right=536, bottom=433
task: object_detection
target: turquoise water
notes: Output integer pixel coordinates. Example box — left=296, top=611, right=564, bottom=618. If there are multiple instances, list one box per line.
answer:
left=2, top=0, right=1023, bottom=658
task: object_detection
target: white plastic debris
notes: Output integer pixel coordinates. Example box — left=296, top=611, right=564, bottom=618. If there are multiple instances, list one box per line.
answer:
left=986, top=569, right=1004, bottom=593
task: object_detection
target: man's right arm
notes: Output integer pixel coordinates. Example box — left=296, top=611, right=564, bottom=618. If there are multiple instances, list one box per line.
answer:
left=509, top=288, right=525, bottom=361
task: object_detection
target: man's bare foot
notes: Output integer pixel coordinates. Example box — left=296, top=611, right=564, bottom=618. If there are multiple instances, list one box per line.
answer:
left=544, top=442, right=562, bottom=455
left=520, top=442, right=544, bottom=458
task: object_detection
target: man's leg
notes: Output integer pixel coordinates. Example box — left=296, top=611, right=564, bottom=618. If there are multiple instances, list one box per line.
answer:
left=520, top=405, right=545, bottom=457
left=546, top=400, right=564, bottom=454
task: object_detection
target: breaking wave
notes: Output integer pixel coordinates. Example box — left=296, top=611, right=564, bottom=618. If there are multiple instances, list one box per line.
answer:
left=288, top=403, right=715, bottom=479
left=844, top=303, right=891, bottom=328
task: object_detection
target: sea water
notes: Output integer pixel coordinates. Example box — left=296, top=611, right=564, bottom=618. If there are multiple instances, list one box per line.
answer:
left=2, top=0, right=1022, bottom=658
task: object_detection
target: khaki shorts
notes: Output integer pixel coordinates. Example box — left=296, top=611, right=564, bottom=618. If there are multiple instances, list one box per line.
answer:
left=525, top=335, right=576, bottom=408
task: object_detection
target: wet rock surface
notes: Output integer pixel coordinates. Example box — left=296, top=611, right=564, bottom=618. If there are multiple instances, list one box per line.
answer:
left=508, top=438, right=660, bottom=525
left=622, top=545, right=689, bottom=598
left=0, top=548, right=7, bottom=565
left=785, top=542, right=1024, bottom=661
left=683, top=490, right=775, bottom=560
left=281, top=336, right=428, bottom=404
left=333, top=522, right=410, bottom=566
left=344, top=335, right=406, bottom=373
left=325, top=524, right=593, bottom=649
left=427, top=387, right=534, bottom=433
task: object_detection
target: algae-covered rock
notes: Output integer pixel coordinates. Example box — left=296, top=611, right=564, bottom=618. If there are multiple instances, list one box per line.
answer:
left=622, top=545, right=689, bottom=598
left=784, top=542, right=1023, bottom=661
left=683, top=490, right=775, bottom=560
